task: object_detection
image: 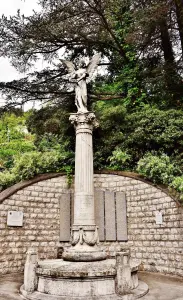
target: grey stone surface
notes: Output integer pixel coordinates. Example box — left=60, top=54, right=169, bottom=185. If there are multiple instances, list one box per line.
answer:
left=62, top=247, right=107, bottom=262
left=60, top=193, right=71, bottom=242
left=116, top=253, right=133, bottom=295
left=20, top=284, right=147, bottom=300
left=37, top=277, right=115, bottom=297
left=95, top=189, right=105, bottom=241
left=36, top=259, right=116, bottom=277
left=68, top=112, right=100, bottom=256
left=139, top=272, right=183, bottom=300
left=0, top=173, right=183, bottom=276
left=1, top=272, right=183, bottom=300
left=116, top=192, right=128, bottom=241
left=23, top=259, right=117, bottom=299
left=21, top=256, right=148, bottom=299
left=105, top=191, right=116, bottom=241
left=24, top=249, right=38, bottom=293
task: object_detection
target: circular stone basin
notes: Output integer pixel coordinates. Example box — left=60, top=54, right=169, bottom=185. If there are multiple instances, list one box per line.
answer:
left=21, top=259, right=149, bottom=300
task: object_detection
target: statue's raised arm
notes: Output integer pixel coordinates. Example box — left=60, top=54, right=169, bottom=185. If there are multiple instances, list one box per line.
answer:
left=62, top=54, right=101, bottom=113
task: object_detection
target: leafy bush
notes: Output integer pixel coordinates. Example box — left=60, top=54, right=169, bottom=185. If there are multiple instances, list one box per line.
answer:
left=108, top=149, right=131, bottom=170
left=137, top=153, right=181, bottom=184
left=0, top=171, right=17, bottom=191
left=0, top=150, right=74, bottom=190
left=0, top=140, right=35, bottom=152
left=0, top=112, right=32, bottom=143
left=93, top=105, right=183, bottom=170
left=35, top=133, right=68, bottom=152
left=0, top=141, right=36, bottom=170
left=170, top=176, right=183, bottom=193
left=12, top=151, right=70, bottom=180
left=122, top=107, right=183, bottom=167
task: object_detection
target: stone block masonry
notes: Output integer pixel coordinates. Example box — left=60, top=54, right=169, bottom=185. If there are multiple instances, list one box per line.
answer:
left=0, top=173, right=183, bottom=277
left=93, top=174, right=183, bottom=278
left=0, top=176, right=68, bottom=275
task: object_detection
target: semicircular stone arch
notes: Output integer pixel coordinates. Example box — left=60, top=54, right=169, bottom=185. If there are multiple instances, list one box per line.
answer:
left=0, top=172, right=182, bottom=277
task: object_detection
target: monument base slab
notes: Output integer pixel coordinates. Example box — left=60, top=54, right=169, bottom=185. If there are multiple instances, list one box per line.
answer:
left=20, top=258, right=148, bottom=300
left=20, top=281, right=148, bottom=300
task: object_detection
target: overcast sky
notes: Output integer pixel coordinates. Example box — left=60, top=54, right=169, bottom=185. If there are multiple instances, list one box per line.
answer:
left=0, top=0, right=40, bottom=108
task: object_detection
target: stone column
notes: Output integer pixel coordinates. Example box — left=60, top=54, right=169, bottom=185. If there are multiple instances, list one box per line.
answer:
left=24, top=248, right=38, bottom=293
left=72, top=112, right=96, bottom=227
left=63, top=112, right=106, bottom=262
left=116, top=252, right=133, bottom=295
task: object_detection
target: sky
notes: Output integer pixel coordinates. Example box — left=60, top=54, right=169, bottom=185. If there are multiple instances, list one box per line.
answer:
left=0, top=0, right=40, bottom=108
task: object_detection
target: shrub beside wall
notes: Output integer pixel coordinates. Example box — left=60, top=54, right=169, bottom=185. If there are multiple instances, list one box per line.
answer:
left=0, top=173, right=182, bottom=277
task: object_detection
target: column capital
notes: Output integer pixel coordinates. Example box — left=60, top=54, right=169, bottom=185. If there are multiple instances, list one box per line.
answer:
left=69, top=112, right=99, bottom=129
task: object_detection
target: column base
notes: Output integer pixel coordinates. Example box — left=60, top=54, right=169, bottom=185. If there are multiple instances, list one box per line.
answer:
left=63, top=225, right=107, bottom=261
left=63, top=245, right=107, bottom=262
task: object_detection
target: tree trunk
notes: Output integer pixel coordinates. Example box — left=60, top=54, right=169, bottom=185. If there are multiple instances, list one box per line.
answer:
left=160, top=19, right=174, bottom=64
left=159, top=18, right=178, bottom=100
left=175, top=0, right=183, bottom=55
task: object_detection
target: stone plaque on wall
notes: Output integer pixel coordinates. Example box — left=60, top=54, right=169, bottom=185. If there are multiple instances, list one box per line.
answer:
left=105, top=191, right=116, bottom=241
left=155, top=211, right=163, bottom=225
left=95, top=189, right=105, bottom=241
left=7, top=211, right=23, bottom=227
left=116, top=192, right=127, bottom=241
left=59, top=190, right=127, bottom=242
left=60, top=194, right=71, bottom=241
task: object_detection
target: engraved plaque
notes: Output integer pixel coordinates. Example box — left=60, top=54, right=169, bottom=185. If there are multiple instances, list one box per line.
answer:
left=155, top=211, right=163, bottom=225
left=105, top=191, right=116, bottom=241
left=116, top=192, right=128, bottom=241
left=7, top=211, right=23, bottom=227
left=94, top=189, right=105, bottom=241
left=60, top=194, right=71, bottom=241
left=74, top=194, right=95, bottom=224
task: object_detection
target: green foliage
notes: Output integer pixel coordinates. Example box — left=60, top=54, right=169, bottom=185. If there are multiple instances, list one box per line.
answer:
left=0, top=151, right=73, bottom=190
left=65, top=166, right=73, bottom=187
left=26, top=107, right=75, bottom=151
left=93, top=104, right=183, bottom=172
left=122, top=107, right=183, bottom=166
left=108, top=149, right=131, bottom=170
left=0, top=112, right=30, bottom=142
left=170, top=176, right=183, bottom=194
left=137, top=153, right=181, bottom=185
left=93, top=103, right=126, bottom=169
left=0, top=171, right=16, bottom=191
left=0, top=112, right=35, bottom=170
left=35, top=133, right=67, bottom=152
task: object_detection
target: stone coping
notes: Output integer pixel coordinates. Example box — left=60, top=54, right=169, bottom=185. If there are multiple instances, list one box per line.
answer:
left=95, top=170, right=182, bottom=207
left=36, top=259, right=116, bottom=278
left=0, top=173, right=65, bottom=204
left=0, top=170, right=182, bottom=206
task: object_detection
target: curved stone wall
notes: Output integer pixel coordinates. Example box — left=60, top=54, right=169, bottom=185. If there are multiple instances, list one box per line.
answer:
left=0, top=173, right=182, bottom=277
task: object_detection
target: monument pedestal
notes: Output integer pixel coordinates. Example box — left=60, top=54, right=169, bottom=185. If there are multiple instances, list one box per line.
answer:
left=20, top=254, right=148, bottom=300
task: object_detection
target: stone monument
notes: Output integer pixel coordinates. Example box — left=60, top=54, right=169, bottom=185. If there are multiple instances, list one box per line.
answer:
left=61, top=54, right=106, bottom=262
left=20, top=54, right=149, bottom=300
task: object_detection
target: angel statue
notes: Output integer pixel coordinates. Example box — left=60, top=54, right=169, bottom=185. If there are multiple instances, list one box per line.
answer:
left=61, top=53, right=101, bottom=113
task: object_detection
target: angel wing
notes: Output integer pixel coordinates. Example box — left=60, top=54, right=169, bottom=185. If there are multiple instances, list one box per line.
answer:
left=61, top=60, right=75, bottom=73
left=86, top=53, right=101, bottom=83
